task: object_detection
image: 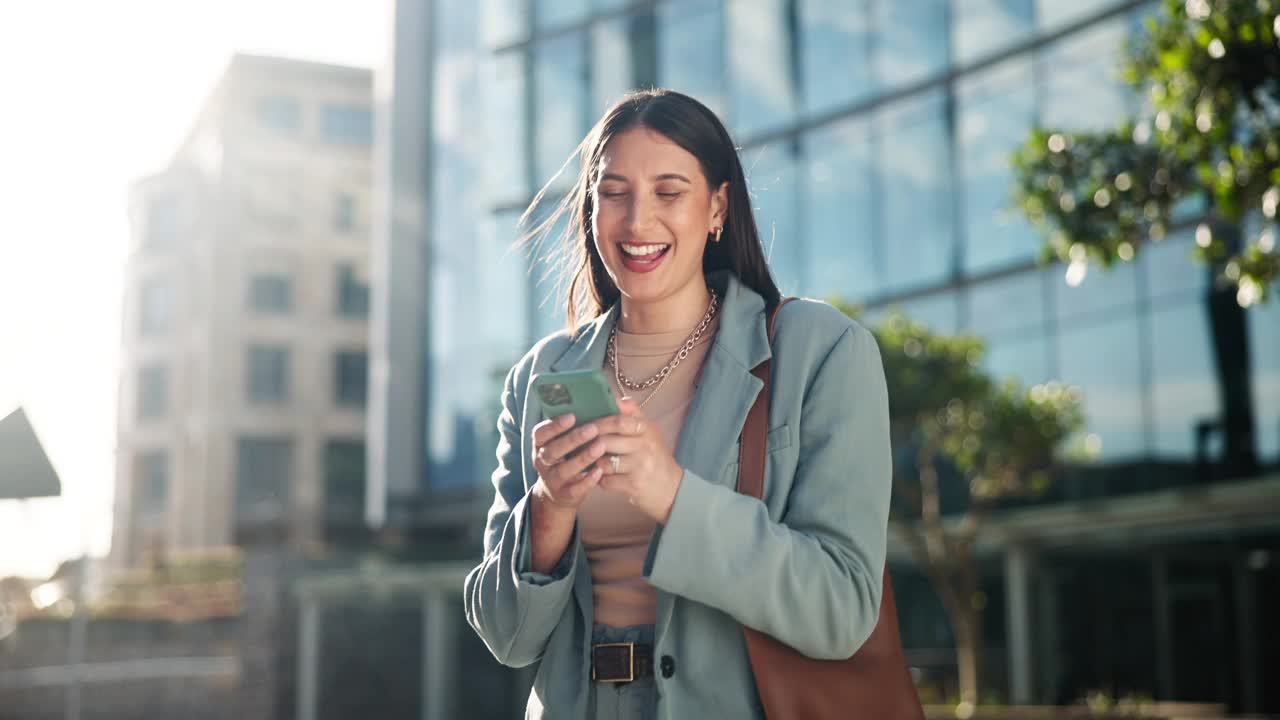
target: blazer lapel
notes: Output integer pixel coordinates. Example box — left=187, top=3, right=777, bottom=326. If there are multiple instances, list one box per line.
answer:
left=672, top=270, right=773, bottom=483
left=549, top=305, right=617, bottom=373
left=654, top=270, right=773, bottom=640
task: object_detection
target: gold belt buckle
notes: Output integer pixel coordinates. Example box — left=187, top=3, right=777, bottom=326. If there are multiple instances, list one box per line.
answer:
left=592, top=642, right=635, bottom=683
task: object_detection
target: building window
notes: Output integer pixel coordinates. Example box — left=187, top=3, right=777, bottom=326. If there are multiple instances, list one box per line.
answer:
left=1053, top=255, right=1139, bottom=325
left=324, top=439, right=366, bottom=535
left=134, top=451, right=168, bottom=518
left=966, top=269, right=1051, bottom=386
left=320, top=104, right=373, bottom=145
left=146, top=195, right=179, bottom=248
left=139, top=278, right=174, bottom=335
left=248, top=273, right=292, bottom=313
left=258, top=95, right=302, bottom=134
left=534, top=0, right=588, bottom=31
left=967, top=268, right=1047, bottom=339
left=1142, top=235, right=1221, bottom=461
left=799, top=0, right=875, bottom=117
left=336, top=264, right=370, bottom=318
left=1149, top=300, right=1218, bottom=460
left=951, top=0, right=1035, bottom=66
left=236, top=436, right=293, bottom=523
left=875, top=0, right=950, bottom=89
left=866, top=290, right=961, bottom=334
left=480, top=210, right=532, bottom=362
left=482, top=51, right=528, bottom=202
left=1058, top=312, right=1147, bottom=463
left=878, top=89, right=955, bottom=294
left=591, top=11, right=658, bottom=115
left=334, top=193, right=356, bottom=233
left=1143, top=230, right=1208, bottom=304
left=1248, top=298, right=1280, bottom=462
left=802, top=115, right=878, bottom=302
left=138, top=365, right=168, bottom=421
left=334, top=351, right=368, bottom=408
left=481, top=0, right=527, bottom=47
left=957, top=58, right=1038, bottom=274
left=658, top=0, right=726, bottom=122
left=1054, top=264, right=1146, bottom=463
left=533, top=34, right=587, bottom=188
left=1035, top=0, right=1121, bottom=32
left=1040, top=18, right=1134, bottom=132
left=727, top=0, right=797, bottom=138
left=247, top=345, right=290, bottom=404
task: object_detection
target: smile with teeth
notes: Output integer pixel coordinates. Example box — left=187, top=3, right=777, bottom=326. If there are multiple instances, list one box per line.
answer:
left=619, top=243, right=671, bottom=262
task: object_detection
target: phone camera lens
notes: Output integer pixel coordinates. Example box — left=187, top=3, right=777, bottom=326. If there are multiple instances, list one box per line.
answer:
left=537, top=383, right=572, bottom=406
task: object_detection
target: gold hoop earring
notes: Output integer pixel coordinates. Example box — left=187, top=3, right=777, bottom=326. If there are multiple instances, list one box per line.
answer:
left=714, top=226, right=723, bottom=243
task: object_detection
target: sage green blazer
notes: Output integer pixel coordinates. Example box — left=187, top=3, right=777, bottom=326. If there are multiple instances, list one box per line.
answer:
left=463, top=269, right=892, bottom=719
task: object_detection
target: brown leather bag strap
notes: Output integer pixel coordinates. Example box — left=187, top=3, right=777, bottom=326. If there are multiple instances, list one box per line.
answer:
left=735, top=296, right=925, bottom=720
left=737, top=297, right=799, bottom=500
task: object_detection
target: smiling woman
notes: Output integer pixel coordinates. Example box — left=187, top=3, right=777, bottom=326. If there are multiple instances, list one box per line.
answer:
left=463, top=89, right=912, bottom=719
left=524, top=90, right=780, bottom=333
left=593, top=130, right=721, bottom=295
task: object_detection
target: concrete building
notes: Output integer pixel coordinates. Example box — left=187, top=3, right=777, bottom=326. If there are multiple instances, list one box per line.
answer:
left=112, top=54, right=375, bottom=570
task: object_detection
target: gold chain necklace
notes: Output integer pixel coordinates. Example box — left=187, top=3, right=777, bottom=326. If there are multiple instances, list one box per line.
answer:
left=607, top=292, right=719, bottom=408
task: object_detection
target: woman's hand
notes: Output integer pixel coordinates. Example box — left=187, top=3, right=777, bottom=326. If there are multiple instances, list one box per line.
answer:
left=530, top=412, right=608, bottom=512
left=590, top=397, right=684, bottom=524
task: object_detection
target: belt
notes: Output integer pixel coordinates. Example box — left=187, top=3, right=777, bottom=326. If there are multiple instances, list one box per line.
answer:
left=591, top=641, right=654, bottom=683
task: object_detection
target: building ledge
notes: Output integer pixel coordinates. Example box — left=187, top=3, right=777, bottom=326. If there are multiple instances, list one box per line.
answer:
left=292, top=560, right=472, bottom=602
left=889, top=471, right=1280, bottom=562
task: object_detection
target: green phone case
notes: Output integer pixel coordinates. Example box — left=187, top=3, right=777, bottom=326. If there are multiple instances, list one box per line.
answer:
left=530, top=369, right=621, bottom=427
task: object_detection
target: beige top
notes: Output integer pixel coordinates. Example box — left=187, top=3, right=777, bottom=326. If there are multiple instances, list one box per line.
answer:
left=578, top=310, right=721, bottom=628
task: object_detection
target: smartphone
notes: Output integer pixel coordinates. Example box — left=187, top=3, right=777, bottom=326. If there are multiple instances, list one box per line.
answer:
left=530, top=369, right=621, bottom=428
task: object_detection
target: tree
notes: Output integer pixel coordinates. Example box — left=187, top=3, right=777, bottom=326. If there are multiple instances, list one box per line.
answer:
left=1012, top=0, right=1280, bottom=478
left=840, top=307, right=1084, bottom=705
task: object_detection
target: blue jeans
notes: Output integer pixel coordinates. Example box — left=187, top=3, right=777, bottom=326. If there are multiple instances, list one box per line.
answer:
left=590, top=623, right=657, bottom=720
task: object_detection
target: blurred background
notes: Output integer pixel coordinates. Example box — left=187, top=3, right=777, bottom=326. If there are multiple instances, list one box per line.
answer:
left=1, top=0, right=1278, bottom=718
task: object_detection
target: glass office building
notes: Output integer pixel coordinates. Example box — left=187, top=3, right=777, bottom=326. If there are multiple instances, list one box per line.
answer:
left=361, top=0, right=1280, bottom=713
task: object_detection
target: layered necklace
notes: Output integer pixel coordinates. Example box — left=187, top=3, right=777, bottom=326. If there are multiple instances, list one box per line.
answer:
left=606, top=291, right=720, bottom=409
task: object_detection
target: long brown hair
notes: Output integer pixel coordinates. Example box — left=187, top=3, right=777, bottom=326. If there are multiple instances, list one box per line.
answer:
left=520, top=89, right=782, bottom=331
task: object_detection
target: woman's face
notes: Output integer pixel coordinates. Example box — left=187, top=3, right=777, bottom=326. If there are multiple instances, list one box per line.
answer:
left=591, top=125, right=728, bottom=306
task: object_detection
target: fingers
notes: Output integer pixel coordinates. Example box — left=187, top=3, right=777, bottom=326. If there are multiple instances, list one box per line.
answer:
left=595, top=435, right=642, bottom=458
left=593, top=453, right=630, bottom=480
left=616, top=397, right=640, bottom=416
left=532, top=413, right=576, bottom=448
left=529, top=406, right=651, bottom=510
left=585, top=432, right=651, bottom=480
left=561, top=437, right=609, bottom=478
left=533, top=462, right=602, bottom=511
left=554, top=464, right=604, bottom=505
left=591, top=413, right=647, bottom=438
left=540, top=423, right=602, bottom=467
left=536, top=434, right=607, bottom=491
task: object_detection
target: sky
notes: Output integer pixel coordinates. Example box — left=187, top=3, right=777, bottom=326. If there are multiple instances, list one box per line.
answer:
left=0, top=1, right=391, bottom=579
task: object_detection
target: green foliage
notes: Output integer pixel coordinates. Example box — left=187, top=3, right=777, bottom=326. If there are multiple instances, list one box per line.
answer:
left=941, top=380, right=1084, bottom=500
left=863, top=309, right=990, bottom=433
left=1013, top=0, right=1280, bottom=305
left=1012, top=125, right=1195, bottom=267
left=839, top=304, right=1084, bottom=505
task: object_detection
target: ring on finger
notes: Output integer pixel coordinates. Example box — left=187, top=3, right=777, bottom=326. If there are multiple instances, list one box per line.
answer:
left=537, top=446, right=556, bottom=466
left=608, top=454, right=621, bottom=475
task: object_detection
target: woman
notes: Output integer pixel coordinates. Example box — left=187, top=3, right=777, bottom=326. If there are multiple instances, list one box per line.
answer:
left=463, top=89, right=892, bottom=719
